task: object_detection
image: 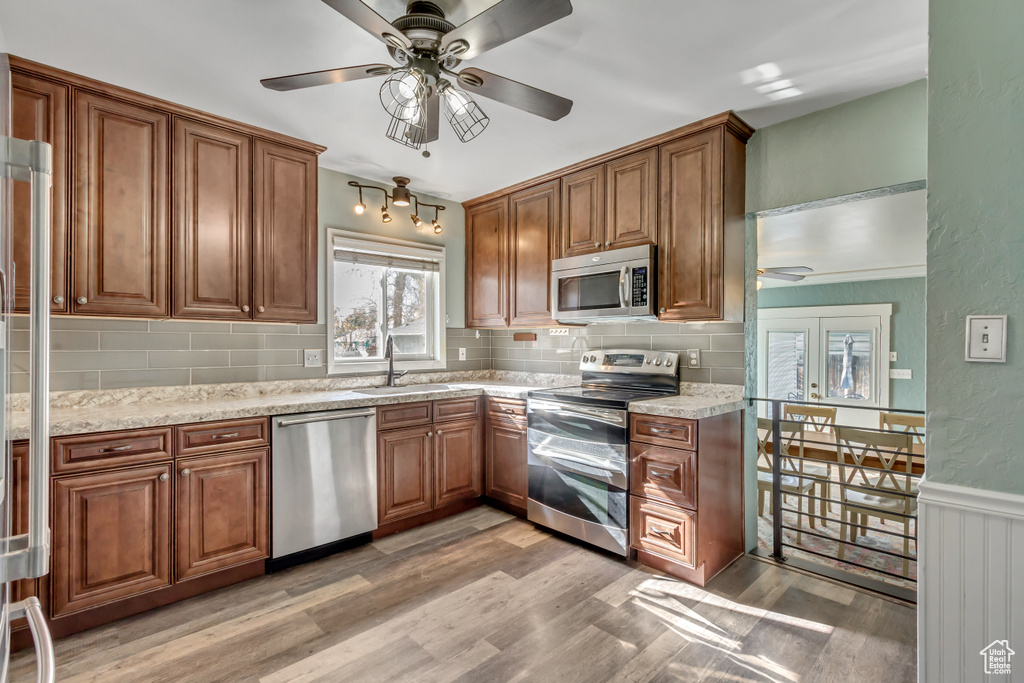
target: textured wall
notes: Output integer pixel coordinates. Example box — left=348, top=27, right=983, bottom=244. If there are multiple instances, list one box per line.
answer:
left=927, top=0, right=1024, bottom=495
left=317, top=167, right=467, bottom=327
left=757, top=277, right=926, bottom=410
left=745, top=80, right=927, bottom=213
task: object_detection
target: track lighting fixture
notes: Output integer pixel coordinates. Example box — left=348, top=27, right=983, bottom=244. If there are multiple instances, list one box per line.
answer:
left=348, top=178, right=445, bottom=230
left=353, top=186, right=366, bottom=214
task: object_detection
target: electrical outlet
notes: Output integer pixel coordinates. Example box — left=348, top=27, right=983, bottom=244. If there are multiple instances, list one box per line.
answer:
left=889, top=351, right=898, bottom=362
left=686, top=349, right=701, bottom=369
left=458, top=348, right=467, bottom=361
left=549, top=328, right=570, bottom=336
left=304, top=349, right=324, bottom=368
left=889, top=368, right=912, bottom=380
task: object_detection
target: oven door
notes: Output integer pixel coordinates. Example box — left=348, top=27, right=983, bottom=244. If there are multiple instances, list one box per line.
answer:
left=527, top=399, right=627, bottom=455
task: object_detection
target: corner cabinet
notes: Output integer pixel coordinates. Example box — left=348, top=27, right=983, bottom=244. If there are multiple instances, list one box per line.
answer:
left=466, top=197, right=510, bottom=328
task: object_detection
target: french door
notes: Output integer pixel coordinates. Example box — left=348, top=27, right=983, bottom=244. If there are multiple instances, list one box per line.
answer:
left=758, top=306, right=891, bottom=427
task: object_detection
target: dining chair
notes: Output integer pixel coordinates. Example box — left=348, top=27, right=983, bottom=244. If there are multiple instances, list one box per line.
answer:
left=756, top=417, right=815, bottom=543
left=835, top=426, right=917, bottom=577
left=783, top=404, right=839, bottom=520
left=880, top=412, right=925, bottom=448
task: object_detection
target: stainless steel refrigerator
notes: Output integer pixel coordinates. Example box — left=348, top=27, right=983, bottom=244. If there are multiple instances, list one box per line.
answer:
left=0, top=48, right=55, bottom=683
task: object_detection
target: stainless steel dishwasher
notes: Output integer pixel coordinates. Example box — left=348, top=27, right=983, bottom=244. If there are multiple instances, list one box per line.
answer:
left=269, top=407, right=377, bottom=570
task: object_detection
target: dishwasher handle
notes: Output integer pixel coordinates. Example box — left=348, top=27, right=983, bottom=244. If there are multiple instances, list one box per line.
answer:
left=276, top=409, right=376, bottom=427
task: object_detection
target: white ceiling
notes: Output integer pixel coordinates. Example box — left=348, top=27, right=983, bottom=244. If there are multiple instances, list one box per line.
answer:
left=0, top=0, right=927, bottom=201
left=757, top=189, right=927, bottom=288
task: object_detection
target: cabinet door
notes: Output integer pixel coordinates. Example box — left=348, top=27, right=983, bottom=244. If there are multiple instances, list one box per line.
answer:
left=485, top=414, right=528, bottom=510
left=606, top=148, right=657, bottom=250
left=10, top=442, right=39, bottom=620
left=173, top=118, right=253, bottom=320
left=176, top=448, right=269, bottom=582
left=658, top=128, right=723, bottom=320
left=510, top=181, right=558, bottom=327
left=465, top=196, right=509, bottom=328
left=73, top=90, right=169, bottom=317
left=12, top=72, right=68, bottom=314
left=252, top=139, right=318, bottom=323
left=434, top=418, right=482, bottom=508
left=378, top=425, right=433, bottom=524
left=52, top=463, right=172, bottom=616
left=559, top=164, right=604, bottom=257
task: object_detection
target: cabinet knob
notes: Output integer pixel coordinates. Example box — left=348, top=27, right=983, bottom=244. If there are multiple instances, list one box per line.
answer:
left=242, top=305, right=250, bottom=313
left=427, top=431, right=433, bottom=437
left=159, top=473, right=169, bottom=482
left=257, top=306, right=265, bottom=313
left=605, top=241, right=611, bottom=247
left=659, top=307, right=666, bottom=314
left=436, top=430, right=442, bottom=436
left=52, top=295, right=65, bottom=305
left=594, top=242, right=600, bottom=248
left=76, top=296, right=87, bottom=305
left=181, top=468, right=191, bottom=477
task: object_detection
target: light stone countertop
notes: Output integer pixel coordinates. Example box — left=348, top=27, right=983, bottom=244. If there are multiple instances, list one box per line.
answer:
left=9, top=371, right=580, bottom=440
left=628, top=382, right=745, bottom=420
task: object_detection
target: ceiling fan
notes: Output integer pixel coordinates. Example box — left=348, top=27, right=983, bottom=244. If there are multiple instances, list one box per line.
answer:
left=261, top=0, right=575, bottom=150
left=756, top=266, right=813, bottom=289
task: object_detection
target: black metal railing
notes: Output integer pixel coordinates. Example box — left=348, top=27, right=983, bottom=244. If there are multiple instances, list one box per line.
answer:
left=749, top=397, right=925, bottom=602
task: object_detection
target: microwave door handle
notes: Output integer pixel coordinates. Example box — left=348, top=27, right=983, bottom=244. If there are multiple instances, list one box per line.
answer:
left=619, top=265, right=629, bottom=309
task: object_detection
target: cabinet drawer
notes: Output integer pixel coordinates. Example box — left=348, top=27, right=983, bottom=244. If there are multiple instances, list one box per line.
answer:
left=377, top=401, right=433, bottom=430
left=630, top=443, right=696, bottom=509
left=433, top=396, right=481, bottom=423
left=175, top=417, right=269, bottom=457
left=630, top=496, right=695, bottom=567
left=486, top=397, right=526, bottom=420
left=631, top=414, right=697, bottom=450
left=53, top=427, right=173, bottom=474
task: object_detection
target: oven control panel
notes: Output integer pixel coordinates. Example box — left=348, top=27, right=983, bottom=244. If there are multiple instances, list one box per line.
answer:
left=578, top=349, right=680, bottom=375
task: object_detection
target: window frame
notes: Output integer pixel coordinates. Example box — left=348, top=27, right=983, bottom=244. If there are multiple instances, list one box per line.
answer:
left=327, top=229, right=446, bottom=376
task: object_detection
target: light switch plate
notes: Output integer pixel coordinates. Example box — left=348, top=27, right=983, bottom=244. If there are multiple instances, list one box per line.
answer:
left=889, top=368, right=912, bottom=380
left=686, top=349, right=701, bottom=369
left=458, top=348, right=467, bottom=361
left=965, top=315, right=1007, bottom=362
left=303, top=349, right=324, bottom=368
left=889, top=351, right=898, bottom=362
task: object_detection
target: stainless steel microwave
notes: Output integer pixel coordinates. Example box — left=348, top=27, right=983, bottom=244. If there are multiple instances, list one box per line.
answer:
left=551, top=244, right=657, bottom=323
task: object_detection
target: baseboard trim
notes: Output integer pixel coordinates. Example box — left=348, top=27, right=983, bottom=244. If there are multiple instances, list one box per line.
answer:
left=917, top=479, right=1024, bottom=521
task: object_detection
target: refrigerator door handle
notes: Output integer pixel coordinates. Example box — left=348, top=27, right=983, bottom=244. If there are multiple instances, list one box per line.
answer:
left=9, top=598, right=55, bottom=683
left=2, top=135, right=53, bottom=581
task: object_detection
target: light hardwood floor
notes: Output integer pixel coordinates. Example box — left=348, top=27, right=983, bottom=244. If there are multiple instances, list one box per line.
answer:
left=10, top=506, right=916, bottom=682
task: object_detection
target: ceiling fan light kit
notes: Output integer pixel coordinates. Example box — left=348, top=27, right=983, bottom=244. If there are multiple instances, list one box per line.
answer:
left=349, top=177, right=445, bottom=233
left=263, top=0, right=575, bottom=149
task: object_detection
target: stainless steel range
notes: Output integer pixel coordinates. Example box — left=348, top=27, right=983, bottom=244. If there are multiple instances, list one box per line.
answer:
left=526, top=349, right=680, bottom=556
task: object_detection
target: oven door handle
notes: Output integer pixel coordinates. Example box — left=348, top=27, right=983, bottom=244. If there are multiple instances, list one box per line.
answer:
left=619, top=265, right=630, bottom=310
left=528, top=400, right=627, bottom=427
left=533, top=445, right=621, bottom=473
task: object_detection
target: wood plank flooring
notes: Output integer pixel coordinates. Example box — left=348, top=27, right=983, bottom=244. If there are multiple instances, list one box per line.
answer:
left=10, top=507, right=917, bottom=682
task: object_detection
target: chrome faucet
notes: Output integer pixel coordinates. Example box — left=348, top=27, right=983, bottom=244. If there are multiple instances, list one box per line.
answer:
left=383, top=335, right=408, bottom=387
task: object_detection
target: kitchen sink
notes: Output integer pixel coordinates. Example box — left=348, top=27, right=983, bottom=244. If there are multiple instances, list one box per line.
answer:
left=350, top=384, right=452, bottom=396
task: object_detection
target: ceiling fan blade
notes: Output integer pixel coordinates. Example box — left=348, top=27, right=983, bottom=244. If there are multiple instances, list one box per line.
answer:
left=261, top=64, right=393, bottom=92
left=456, top=68, right=572, bottom=121
left=760, top=266, right=814, bottom=275
left=759, top=272, right=806, bottom=282
left=321, top=0, right=412, bottom=49
left=441, top=0, right=572, bottom=60
left=425, top=90, right=440, bottom=143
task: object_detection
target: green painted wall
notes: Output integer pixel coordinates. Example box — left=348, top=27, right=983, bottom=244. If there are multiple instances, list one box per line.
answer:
left=746, top=80, right=927, bottom=213
left=317, top=167, right=467, bottom=327
left=927, top=0, right=1024, bottom=494
left=757, top=278, right=926, bottom=410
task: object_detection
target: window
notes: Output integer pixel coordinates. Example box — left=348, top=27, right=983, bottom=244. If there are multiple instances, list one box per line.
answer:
left=328, top=230, right=446, bottom=375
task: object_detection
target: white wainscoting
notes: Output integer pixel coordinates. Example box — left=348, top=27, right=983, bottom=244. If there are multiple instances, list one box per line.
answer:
left=918, top=480, right=1024, bottom=682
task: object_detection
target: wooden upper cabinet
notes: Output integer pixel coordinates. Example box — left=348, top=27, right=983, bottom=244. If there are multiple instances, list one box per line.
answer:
left=510, top=181, right=559, bottom=327
left=606, top=147, right=657, bottom=250
left=559, top=164, right=604, bottom=258
left=72, top=91, right=169, bottom=317
left=466, top=196, right=509, bottom=328
left=252, top=139, right=318, bottom=323
left=11, top=71, right=69, bottom=314
left=176, top=448, right=269, bottom=582
left=51, top=463, right=173, bottom=616
left=173, top=118, right=253, bottom=320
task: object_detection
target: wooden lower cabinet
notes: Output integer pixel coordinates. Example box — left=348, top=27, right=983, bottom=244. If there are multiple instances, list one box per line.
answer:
left=377, top=425, right=434, bottom=524
left=434, top=418, right=483, bottom=508
left=51, top=463, right=173, bottom=616
left=484, top=409, right=528, bottom=511
left=175, top=448, right=269, bottom=581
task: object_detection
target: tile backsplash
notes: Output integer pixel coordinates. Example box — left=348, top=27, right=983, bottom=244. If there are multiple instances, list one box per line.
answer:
left=10, top=316, right=744, bottom=392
